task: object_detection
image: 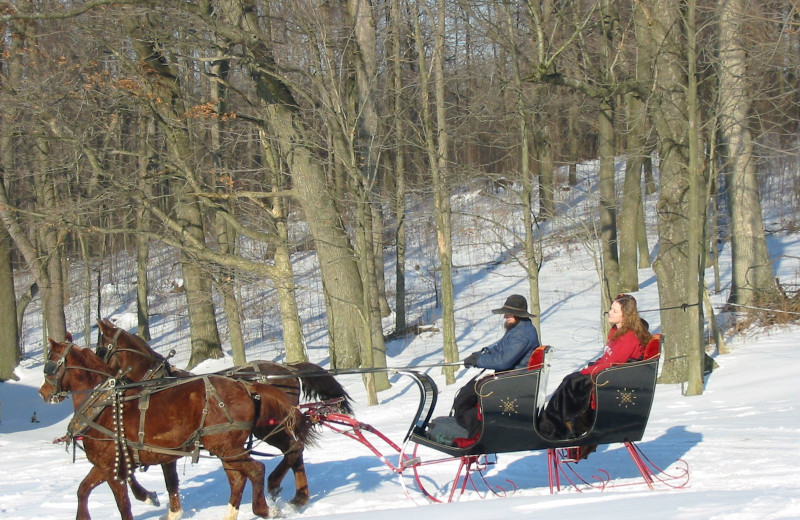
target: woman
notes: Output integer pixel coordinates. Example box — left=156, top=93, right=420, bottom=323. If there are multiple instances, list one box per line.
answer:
left=538, top=294, right=651, bottom=442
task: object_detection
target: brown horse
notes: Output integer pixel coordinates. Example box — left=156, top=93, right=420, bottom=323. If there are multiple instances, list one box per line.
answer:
left=96, top=318, right=349, bottom=506
left=39, top=339, right=310, bottom=520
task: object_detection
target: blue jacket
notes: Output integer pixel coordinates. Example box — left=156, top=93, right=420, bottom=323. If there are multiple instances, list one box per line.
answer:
left=474, top=320, right=539, bottom=371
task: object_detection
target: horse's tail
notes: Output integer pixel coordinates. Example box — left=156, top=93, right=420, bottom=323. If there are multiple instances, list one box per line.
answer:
left=250, top=382, right=319, bottom=448
left=288, top=361, right=354, bottom=415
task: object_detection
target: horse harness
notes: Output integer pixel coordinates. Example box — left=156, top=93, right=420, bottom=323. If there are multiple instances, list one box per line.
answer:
left=97, top=333, right=300, bottom=462
left=51, top=353, right=270, bottom=477
left=219, top=361, right=303, bottom=402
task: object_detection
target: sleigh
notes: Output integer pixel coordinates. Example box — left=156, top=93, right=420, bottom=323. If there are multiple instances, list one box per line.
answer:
left=394, top=334, right=688, bottom=500
left=304, top=334, right=687, bottom=502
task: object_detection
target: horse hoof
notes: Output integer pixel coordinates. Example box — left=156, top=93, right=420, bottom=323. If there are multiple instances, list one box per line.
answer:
left=222, top=504, right=239, bottom=520
left=161, top=509, right=183, bottom=520
left=253, top=503, right=270, bottom=518
left=288, top=495, right=310, bottom=507
left=146, top=491, right=160, bottom=507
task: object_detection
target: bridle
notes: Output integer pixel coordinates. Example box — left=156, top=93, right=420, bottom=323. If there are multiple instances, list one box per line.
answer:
left=43, top=342, right=76, bottom=401
left=43, top=343, right=115, bottom=402
left=100, top=327, right=175, bottom=381
left=97, top=327, right=125, bottom=363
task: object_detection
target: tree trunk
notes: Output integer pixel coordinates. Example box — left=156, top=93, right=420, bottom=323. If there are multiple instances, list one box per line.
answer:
left=372, top=204, right=391, bottom=317
left=521, top=122, right=543, bottom=338
left=598, top=94, right=620, bottom=310
left=534, top=128, right=555, bottom=220
left=260, top=129, right=308, bottom=364
left=636, top=0, right=701, bottom=384
left=390, top=0, right=408, bottom=335
left=685, top=0, right=705, bottom=395
left=568, top=103, right=579, bottom=187
left=0, top=226, right=19, bottom=380
left=211, top=0, right=366, bottom=369
left=216, top=217, right=246, bottom=366
left=718, top=0, right=779, bottom=307
left=78, top=233, right=92, bottom=346
left=209, top=46, right=246, bottom=366
left=0, top=21, right=22, bottom=377
left=125, top=17, right=223, bottom=369
left=135, top=115, right=155, bottom=341
left=598, top=0, right=621, bottom=314
left=33, top=136, right=68, bottom=342
left=411, top=0, right=458, bottom=383
left=349, top=0, right=390, bottom=394
left=619, top=92, right=650, bottom=289
left=178, top=199, right=224, bottom=370
left=268, top=106, right=365, bottom=369
left=505, top=4, right=542, bottom=337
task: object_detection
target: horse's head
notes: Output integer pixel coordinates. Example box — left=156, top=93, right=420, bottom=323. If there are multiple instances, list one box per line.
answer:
left=39, top=339, right=114, bottom=404
left=96, top=318, right=123, bottom=363
left=96, top=318, right=175, bottom=381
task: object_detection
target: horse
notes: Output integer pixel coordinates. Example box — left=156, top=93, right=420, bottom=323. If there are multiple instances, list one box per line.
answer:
left=96, top=318, right=351, bottom=506
left=39, top=339, right=312, bottom=520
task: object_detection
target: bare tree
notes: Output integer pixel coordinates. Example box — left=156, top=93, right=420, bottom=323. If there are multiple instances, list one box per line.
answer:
left=389, top=0, right=409, bottom=335
left=635, top=0, right=705, bottom=387
left=411, top=0, right=459, bottom=384
left=123, top=14, right=223, bottom=368
left=0, top=12, right=67, bottom=343
left=717, top=0, right=780, bottom=308
left=0, top=227, right=18, bottom=380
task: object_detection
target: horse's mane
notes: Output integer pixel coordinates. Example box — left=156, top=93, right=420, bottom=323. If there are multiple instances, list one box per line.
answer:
left=121, top=327, right=166, bottom=361
left=100, top=319, right=165, bottom=361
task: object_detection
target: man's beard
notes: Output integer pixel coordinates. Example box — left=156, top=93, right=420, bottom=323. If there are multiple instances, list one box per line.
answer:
left=504, top=318, right=519, bottom=331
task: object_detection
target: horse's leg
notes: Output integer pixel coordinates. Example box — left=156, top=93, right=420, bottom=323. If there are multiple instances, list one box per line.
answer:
left=161, top=461, right=184, bottom=520
left=128, top=473, right=160, bottom=506
left=244, top=458, right=269, bottom=518
left=76, top=465, right=134, bottom=520
left=106, top=475, right=134, bottom=520
left=268, top=451, right=310, bottom=506
left=266, top=454, right=289, bottom=498
left=76, top=466, right=107, bottom=520
left=220, top=462, right=245, bottom=520
left=220, top=461, right=248, bottom=520
left=267, top=434, right=310, bottom=506
left=286, top=451, right=310, bottom=506
left=222, top=459, right=269, bottom=519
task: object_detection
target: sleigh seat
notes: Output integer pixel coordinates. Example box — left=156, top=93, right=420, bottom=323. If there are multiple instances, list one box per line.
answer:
left=410, top=345, right=553, bottom=455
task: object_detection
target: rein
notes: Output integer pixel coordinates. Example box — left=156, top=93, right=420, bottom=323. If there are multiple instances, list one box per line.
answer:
left=227, top=361, right=465, bottom=381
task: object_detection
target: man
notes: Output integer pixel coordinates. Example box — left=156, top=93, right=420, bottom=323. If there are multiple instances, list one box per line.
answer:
left=453, top=294, right=540, bottom=439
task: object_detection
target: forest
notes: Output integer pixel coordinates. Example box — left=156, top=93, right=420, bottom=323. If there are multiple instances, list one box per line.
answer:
left=0, top=0, right=798, bottom=403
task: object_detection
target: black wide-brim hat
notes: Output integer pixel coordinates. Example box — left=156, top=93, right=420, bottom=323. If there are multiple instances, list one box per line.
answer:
left=492, top=294, right=536, bottom=318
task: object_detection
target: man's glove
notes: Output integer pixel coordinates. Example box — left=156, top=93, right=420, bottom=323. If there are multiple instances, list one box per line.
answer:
left=463, top=352, right=480, bottom=368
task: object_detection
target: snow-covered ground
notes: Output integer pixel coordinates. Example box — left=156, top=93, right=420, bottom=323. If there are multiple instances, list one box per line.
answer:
left=2, top=169, right=800, bottom=519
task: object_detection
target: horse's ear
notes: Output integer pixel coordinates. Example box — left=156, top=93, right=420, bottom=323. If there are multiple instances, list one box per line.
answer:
left=47, top=338, right=57, bottom=348
left=97, top=318, right=110, bottom=334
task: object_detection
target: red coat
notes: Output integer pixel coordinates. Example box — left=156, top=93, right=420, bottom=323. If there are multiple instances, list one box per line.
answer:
left=580, top=326, right=644, bottom=377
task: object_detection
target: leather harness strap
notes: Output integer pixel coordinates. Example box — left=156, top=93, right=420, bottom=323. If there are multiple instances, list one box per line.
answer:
left=68, top=374, right=258, bottom=463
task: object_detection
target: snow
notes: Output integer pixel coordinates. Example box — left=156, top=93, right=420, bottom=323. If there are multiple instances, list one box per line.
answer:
left=2, top=186, right=800, bottom=519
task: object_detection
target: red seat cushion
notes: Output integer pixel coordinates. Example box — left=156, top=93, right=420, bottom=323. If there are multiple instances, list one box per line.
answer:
left=643, top=334, right=661, bottom=360
left=527, top=345, right=547, bottom=370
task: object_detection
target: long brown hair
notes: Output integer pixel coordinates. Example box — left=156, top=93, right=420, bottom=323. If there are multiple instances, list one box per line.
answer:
left=612, top=294, right=652, bottom=346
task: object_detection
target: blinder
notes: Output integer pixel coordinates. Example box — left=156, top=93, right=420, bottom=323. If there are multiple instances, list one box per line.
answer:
left=43, top=360, right=60, bottom=376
